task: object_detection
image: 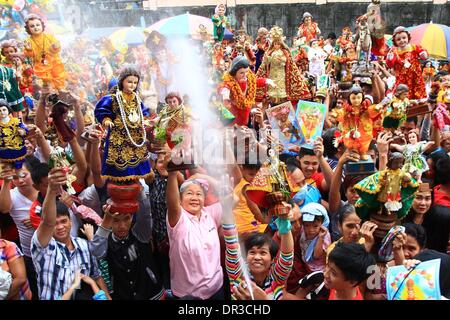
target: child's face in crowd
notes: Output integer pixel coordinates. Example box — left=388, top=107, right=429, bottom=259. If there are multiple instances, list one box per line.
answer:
left=112, top=213, right=133, bottom=239
left=339, top=213, right=361, bottom=243
left=345, top=185, right=360, bottom=205
left=241, top=166, right=260, bottom=183
left=324, top=261, right=355, bottom=291
left=412, top=191, right=432, bottom=215
left=246, top=243, right=272, bottom=275
left=303, top=219, right=323, bottom=240
left=299, top=155, right=319, bottom=179
left=403, top=235, right=422, bottom=260
left=180, top=184, right=205, bottom=215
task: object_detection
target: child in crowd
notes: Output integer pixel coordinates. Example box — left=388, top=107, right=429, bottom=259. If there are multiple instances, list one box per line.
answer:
left=325, top=242, right=376, bottom=300
left=299, top=203, right=331, bottom=272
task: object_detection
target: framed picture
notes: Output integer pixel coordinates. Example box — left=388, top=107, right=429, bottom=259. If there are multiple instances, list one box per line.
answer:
left=386, top=259, right=441, bottom=300
left=266, top=101, right=304, bottom=153
left=296, top=100, right=327, bottom=148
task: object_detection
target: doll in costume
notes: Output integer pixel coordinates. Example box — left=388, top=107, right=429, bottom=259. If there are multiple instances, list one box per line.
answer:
left=1, top=40, right=34, bottom=113
left=146, top=31, right=176, bottom=108
left=0, top=99, right=28, bottom=169
left=254, top=27, right=270, bottom=72
left=386, top=26, right=428, bottom=99
left=390, top=130, right=433, bottom=182
left=336, top=26, right=353, bottom=54
left=219, top=56, right=273, bottom=126
left=48, top=139, right=76, bottom=194
left=422, top=61, right=435, bottom=84
left=382, top=84, right=410, bottom=132
left=0, top=64, right=24, bottom=114
left=293, top=37, right=309, bottom=73
left=212, top=4, right=230, bottom=43
left=308, top=38, right=328, bottom=83
left=335, top=86, right=382, bottom=160
left=23, top=14, right=66, bottom=91
left=256, top=26, right=311, bottom=105
left=359, top=0, right=387, bottom=57
left=354, top=152, right=419, bottom=221
left=154, top=92, right=192, bottom=149
left=297, top=12, right=321, bottom=44
left=231, top=29, right=256, bottom=69
left=94, top=66, right=151, bottom=182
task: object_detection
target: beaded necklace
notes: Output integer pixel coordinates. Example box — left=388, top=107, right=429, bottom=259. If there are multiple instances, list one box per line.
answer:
left=116, top=90, right=147, bottom=148
left=30, top=34, right=48, bottom=66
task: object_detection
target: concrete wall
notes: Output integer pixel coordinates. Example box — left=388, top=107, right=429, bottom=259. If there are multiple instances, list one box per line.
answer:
left=79, top=1, right=450, bottom=41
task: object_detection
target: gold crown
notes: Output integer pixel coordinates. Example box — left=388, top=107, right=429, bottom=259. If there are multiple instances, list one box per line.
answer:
left=269, top=26, right=284, bottom=42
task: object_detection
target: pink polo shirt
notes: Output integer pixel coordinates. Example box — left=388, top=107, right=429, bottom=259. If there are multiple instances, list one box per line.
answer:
left=167, top=202, right=223, bottom=299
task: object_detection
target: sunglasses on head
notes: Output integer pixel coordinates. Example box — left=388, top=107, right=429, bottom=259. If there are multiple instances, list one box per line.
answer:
left=12, top=171, right=28, bottom=179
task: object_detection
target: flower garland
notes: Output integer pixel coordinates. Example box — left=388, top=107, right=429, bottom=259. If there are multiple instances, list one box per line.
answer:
left=116, top=90, right=147, bottom=148
left=222, top=71, right=256, bottom=110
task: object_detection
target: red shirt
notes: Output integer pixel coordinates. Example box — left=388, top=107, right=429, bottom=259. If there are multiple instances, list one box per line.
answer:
left=433, top=185, right=450, bottom=207
left=329, top=287, right=363, bottom=300
left=306, top=172, right=325, bottom=195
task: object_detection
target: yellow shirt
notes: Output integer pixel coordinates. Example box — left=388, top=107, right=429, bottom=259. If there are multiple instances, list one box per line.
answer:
left=233, top=178, right=267, bottom=235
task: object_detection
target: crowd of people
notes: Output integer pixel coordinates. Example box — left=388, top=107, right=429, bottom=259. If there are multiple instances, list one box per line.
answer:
left=0, top=1, right=449, bottom=301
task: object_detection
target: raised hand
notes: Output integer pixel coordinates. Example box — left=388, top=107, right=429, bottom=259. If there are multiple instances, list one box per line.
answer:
left=47, top=167, right=67, bottom=195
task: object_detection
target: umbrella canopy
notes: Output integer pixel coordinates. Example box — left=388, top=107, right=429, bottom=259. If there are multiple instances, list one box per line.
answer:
left=387, top=23, right=450, bottom=60
left=108, top=26, right=145, bottom=52
left=145, top=13, right=233, bottom=40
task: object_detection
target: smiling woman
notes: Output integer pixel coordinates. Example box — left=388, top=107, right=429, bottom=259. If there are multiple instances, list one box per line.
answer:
left=165, top=168, right=225, bottom=300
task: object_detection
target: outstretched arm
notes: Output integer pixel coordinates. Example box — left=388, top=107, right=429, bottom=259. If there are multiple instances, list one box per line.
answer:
left=36, top=168, right=66, bottom=248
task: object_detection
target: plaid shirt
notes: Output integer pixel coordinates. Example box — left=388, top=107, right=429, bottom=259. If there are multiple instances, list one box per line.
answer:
left=31, top=233, right=100, bottom=300
left=148, top=171, right=168, bottom=244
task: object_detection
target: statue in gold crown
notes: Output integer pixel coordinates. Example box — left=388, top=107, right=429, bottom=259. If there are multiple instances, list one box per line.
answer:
left=256, top=26, right=311, bottom=105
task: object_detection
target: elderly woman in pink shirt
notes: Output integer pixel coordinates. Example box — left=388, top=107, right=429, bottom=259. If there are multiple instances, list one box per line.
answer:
left=166, top=169, right=225, bottom=300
